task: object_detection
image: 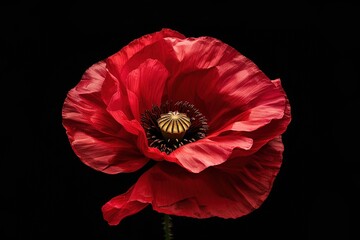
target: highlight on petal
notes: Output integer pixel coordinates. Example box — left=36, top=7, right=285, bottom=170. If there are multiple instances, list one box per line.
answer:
left=68, top=131, right=149, bottom=173
left=125, top=59, right=168, bottom=120
left=106, top=28, right=185, bottom=81
left=101, top=28, right=184, bottom=106
left=104, top=59, right=169, bottom=122
left=62, top=61, right=149, bottom=174
left=101, top=136, right=285, bottom=225
left=167, top=36, right=239, bottom=71
left=235, top=79, right=291, bottom=154
left=165, top=134, right=254, bottom=173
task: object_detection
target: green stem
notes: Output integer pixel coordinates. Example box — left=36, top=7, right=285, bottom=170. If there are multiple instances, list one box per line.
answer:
left=163, top=214, right=173, bottom=240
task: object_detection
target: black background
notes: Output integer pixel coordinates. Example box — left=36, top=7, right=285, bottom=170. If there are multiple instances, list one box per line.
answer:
left=2, top=3, right=358, bottom=240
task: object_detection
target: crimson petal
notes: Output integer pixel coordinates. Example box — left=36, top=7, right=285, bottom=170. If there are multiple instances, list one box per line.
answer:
left=165, top=36, right=287, bottom=133
left=105, top=28, right=185, bottom=91
left=165, top=135, right=253, bottom=173
left=163, top=79, right=290, bottom=173
left=125, top=59, right=168, bottom=121
left=101, top=136, right=285, bottom=225
left=102, top=186, right=149, bottom=226
left=62, top=61, right=149, bottom=173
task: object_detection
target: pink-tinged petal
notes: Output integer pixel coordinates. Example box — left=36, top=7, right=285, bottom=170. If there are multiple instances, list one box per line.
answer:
left=216, top=78, right=290, bottom=133
left=69, top=131, right=149, bottom=173
left=102, top=137, right=284, bottom=224
left=62, top=61, right=149, bottom=174
left=238, top=80, right=291, bottom=153
left=165, top=134, right=253, bottom=173
left=216, top=136, right=284, bottom=174
left=106, top=28, right=185, bottom=81
left=102, top=186, right=149, bottom=226
left=199, top=79, right=290, bottom=158
left=168, top=36, right=238, bottom=71
left=208, top=71, right=285, bottom=133
left=125, top=59, right=168, bottom=120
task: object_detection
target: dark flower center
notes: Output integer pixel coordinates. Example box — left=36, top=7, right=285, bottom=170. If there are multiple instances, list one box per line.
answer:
left=141, top=101, right=208, bottom=154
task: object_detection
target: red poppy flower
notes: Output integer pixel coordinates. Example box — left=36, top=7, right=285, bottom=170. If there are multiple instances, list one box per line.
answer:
left=62, top=28, right=291, bottom=226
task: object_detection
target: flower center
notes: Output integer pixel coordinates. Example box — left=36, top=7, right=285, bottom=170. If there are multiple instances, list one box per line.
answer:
left=157, top=111, right=191, bottom=142
left=141, top=101, right=208, bottom=154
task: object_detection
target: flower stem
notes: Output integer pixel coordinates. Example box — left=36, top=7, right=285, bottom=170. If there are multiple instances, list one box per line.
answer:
left=163, top=214, right=173, bottom=240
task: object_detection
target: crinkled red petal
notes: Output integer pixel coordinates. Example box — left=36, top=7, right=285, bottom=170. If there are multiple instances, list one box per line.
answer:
left=101, top=136, right=284, bottom=225
left=62, top=61, right=149, bottom=173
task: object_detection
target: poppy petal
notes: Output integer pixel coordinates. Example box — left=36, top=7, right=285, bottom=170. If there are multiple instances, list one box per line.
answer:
left=214, top=78, right=290, bottom=134
left=214, top=136, right=284, bottom=207
left=102, top=186, right=149, bottom=226
left=165, top=36, right=246, bottom=120
left=102, top=71, right=134, bottom=119
left=105, top=109, right=167, bottom=161
left=125, top=59, right=168, bottom=120
left=164, top=36, right=288, bottom=134
left=106, top=28, right=185, bottom=83
left=171, top=76, right=289, bottom=172
left=165, top=135, right=253, bottom=173
left=163, top=79, right=290, bottom=173
left=231, top=79, right=291, bottom=153
left=102, top=136, right=284, bottom=224
left=62, top=61, right=149, bottom=173
left=104, top=59, right=170, bottom=161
